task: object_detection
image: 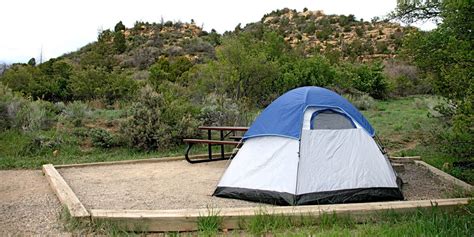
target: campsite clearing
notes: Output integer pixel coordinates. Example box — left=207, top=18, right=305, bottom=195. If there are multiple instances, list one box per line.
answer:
left=59, top=159, right=461, bottom=210
left=43, top=157, right=472, bottom=232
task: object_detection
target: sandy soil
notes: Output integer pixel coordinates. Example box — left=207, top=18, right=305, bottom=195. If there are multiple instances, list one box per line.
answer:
left=60, top=160, right=458, bottom=210
left=0, top=170, right=68, bottom=236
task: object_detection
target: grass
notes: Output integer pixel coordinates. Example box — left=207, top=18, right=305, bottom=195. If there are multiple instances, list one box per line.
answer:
left=197, top=206, right=222, bottom=236
left=362, top=95, right=441, bottom=153
left=58, top=202, right=474, bottom=236
left=0, top=129, right=187, bottom=169
left=361, top=95, right=473, bottom=184
left=226, top=202, right=474, bottom=236
left=59, top=206, right=147, bottom=236
left=0, top=129, right=226, bottom=169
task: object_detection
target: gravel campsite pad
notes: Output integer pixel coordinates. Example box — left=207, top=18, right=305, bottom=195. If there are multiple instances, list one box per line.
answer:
left=0, top=170, right=67, bottom=236
left=59, top=160, right=459, bottom=210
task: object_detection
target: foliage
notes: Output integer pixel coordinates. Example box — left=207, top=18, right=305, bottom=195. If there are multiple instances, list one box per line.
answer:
left=389, top=0, right=442, bottom=23
left=59, top=101, right=90, bottom=127
left=113, top=31, right=127, bottom=53
left=15, top=100, right=56, bottom=132
left=68, top=67, right=137, bottom=103
left=114, top=21, right=126, bottom=32
left=199, top=93, right=239, bottom=126
left=344, top=93, right=375, bottom=110
left=383, top=60, right=429, bottom=96
left=149, top=57, right=193, bottom=85
left=89, top=128, right=116, bottom=148
left=197, top=207, right=222, bottom=236
left=349, top=62, right=388, bottom=99
left=0, top=83, right=26, bottom=131
left=121, top=85, right=200, bottom=150
left=27, top=58, right=36, bottom=66
left=120, top=85, right=170, bottom=150
left=21, top=133, right=62, bottom=156
left=397, top=0, right=474, bottom=160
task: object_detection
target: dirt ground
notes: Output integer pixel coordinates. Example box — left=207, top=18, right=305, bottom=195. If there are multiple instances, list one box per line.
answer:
left=59, top=160, right=459, bottom=211
left=0, top=170, right=69, bottom=236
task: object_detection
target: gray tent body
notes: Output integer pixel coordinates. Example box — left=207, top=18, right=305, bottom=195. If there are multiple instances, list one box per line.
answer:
left=214, top=107, right=403, bottom=205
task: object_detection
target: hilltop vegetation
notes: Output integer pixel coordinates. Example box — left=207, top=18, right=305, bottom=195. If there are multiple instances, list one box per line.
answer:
left=0, top=3, right=472, bottom=183
left=250, top=9, right=411, bottom=61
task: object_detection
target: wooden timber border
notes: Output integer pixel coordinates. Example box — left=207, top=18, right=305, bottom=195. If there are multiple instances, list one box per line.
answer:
left=42, top=164, right=89, bottom=218
left=90, top=198, right=471, bottom=232
left=42, top=154, right=473, bottom=232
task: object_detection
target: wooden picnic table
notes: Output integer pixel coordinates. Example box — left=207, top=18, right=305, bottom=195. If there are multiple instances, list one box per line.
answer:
left=183, top=126, right=249, bottom=163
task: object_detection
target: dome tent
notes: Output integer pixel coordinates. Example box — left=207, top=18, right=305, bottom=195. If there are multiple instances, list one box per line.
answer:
left=213, top=86, right=403, bottom=205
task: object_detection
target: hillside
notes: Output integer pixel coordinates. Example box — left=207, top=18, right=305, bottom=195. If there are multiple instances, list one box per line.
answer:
left=61, top=8, right=414, bottom=72
left=244, top=8, right=414, bottom=61
left=62, top=20, right=217, bottom=73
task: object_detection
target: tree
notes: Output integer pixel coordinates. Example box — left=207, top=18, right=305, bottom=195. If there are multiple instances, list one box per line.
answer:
left=388, top=0, right=442, bottom=23
left=27, top=58, right=36, bottom=66
left=114, top=21, right=126, bottom=32
left=394, top=0, right=473, bottom=159
left=113, top=31, right=127, bottom=53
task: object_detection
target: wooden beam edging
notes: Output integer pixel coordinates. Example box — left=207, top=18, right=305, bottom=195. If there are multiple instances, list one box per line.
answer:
left=54, top=152, right=233, bottom=169
left=90, top=198, right=471, bottom=232
left=415, top=160, right=473, bottom=192
left=389, top=156, right=421, bottom=163
left=42, top=164, right=90, bottom=218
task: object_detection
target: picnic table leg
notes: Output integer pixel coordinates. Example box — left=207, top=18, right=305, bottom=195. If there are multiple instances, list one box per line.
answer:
left=185, top=143, right=195, bottom=163
left=208, top=129, right=212, bottom=160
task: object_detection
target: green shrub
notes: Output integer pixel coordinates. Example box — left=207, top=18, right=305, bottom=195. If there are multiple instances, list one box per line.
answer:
left=350, top=63, right=389, bottom=99
left=21, top=133, right=62, bottom=156
left=103, top=72, right=139, bottom=105
left=149, top=57, right=193, bottom=85
left=113, top=32, right=127, bottom=53
left=438, top=127, right=473, bottom=159
left=121, top=85, right=171, bottom=150
left=60, top=101, right=90, bottom=127
left=199, top=93, right=239, bottom=126
left=355, top=27, right=365, bottom=37
left=15, top=100, right=56, bottom=132
left=114, top=21, right=126, bottom=32
left=89, top=128, right=116, bottom=148
left=303, top=22, right=316, bottom=34
left=0, top=83, right=26, bottom=131
left=376, top=41, right=389, bottom=54
left=344, top=93, right=375, bottom=110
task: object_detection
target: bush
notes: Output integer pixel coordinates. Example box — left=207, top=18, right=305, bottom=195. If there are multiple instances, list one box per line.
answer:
left=149, top=57, right=193, bottom=85
left=0, top=83, right=26, bottom=131
left=121, top=85, right=172, bottom=150
left=344, top=93, right=375, bottom=110
left=350, top=63, right=389, bottom=99
left=199, top=93, right=239, bottom=126
left=113, top=32, right=127, bottom=53
left=383, top=60, right=428, bottom=96
left=15, top=100, right=56, bottom=132
left=437, top=127, right=473, bottom=159
left=89, top=128, right=116, bottom=148
left=21, top=133, right=62, bottom=156
left=59, top=101, right=90, bottom=127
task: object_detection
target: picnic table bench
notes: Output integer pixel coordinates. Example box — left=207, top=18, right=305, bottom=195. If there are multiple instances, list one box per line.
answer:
left=183, top=126, right=248, bottom=163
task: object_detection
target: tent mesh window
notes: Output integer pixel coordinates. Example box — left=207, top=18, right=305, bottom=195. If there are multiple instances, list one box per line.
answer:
left=311, top=110, right=356, bottom=130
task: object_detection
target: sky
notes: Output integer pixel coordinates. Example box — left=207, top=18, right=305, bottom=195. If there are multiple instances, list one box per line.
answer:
left=0, top=0, right=436, bottom=64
